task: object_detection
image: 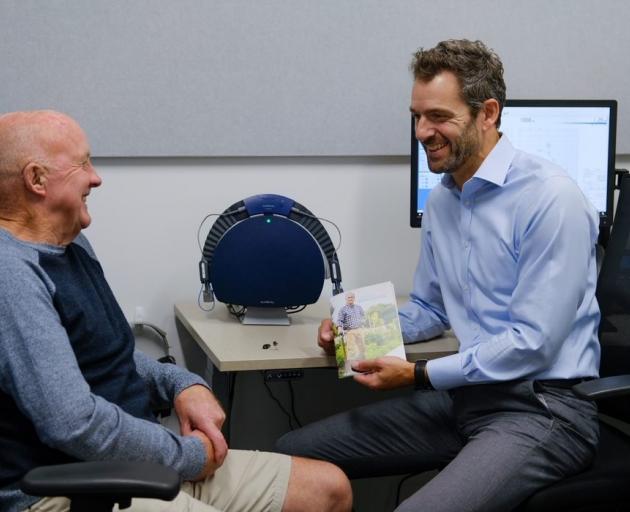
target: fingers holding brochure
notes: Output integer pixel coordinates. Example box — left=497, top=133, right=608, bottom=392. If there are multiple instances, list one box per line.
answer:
left=351, top=356, right=415, bottom=390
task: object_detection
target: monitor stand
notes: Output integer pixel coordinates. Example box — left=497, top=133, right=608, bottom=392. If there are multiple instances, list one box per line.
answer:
left=239, top=307, right=291, bottom=326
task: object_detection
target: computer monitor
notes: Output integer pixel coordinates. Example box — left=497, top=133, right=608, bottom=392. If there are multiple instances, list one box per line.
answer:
left=410, top=100, right=617, bottom=242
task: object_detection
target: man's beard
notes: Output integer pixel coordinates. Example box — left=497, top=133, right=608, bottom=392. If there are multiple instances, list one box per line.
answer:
left=424, top=120, right=480, bottom=174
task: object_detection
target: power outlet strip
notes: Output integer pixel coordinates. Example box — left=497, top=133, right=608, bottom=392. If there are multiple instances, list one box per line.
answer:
left=264, top=369, right=304, bottom=381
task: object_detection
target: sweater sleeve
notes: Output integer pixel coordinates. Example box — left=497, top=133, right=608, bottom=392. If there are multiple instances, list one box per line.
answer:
left=133, top=350, right=209, bottom=405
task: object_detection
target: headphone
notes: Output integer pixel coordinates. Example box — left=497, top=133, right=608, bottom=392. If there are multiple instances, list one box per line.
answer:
left=198, top=196, right=343, bottom=304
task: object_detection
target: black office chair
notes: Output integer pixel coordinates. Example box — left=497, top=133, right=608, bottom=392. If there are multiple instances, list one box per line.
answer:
left=21, top=460, right=180, bottom=512
left=517, top=172, right=630, bottom=511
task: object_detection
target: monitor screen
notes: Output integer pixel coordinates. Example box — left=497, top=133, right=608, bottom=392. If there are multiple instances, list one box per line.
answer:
left=410, top=100, right=617, bottom=234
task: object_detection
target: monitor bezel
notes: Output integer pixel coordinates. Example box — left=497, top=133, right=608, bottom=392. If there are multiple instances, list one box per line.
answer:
left=410, top=99, right=618, bottom=235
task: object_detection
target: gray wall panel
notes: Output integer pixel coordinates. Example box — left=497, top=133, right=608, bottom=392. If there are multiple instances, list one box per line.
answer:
left=2, top=0, right=628, bottom=156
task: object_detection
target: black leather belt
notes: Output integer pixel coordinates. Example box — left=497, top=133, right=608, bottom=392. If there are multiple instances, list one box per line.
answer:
left=537, top=378, right=595, bottom=389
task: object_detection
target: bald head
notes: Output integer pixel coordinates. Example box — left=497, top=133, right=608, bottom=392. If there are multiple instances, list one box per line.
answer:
left=0, top=110, right=101, bottom=245
left=0, top=110, right=81, bottom=174
left=0, top=110, right=82, bottom=208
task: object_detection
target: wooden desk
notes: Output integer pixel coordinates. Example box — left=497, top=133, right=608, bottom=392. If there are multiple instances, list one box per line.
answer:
left=174, top=301, right=459, bottom=372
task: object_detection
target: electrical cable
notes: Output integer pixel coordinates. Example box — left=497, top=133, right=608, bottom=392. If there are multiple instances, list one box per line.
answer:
left=226, top=304, right=306, bottom=318
left=287, top=380, right=303, bottom=428
left=226, top=304, right=246, bottom=320
left=291, top=207, right=343, bottom=252
left=132, top=321, right=173, bottom=360
left=197, top=206, right=248, bottom=254
left=262, top=375, right=294, bottom=430
left=197, top=213, right=220, bottom=253
left=286, top=305, right=307, bottom=314
left=196, top=213, right=220, bottom=310
left=130, top=322, right=175, bottom=419
left=317, top=216, right=342, bottom=253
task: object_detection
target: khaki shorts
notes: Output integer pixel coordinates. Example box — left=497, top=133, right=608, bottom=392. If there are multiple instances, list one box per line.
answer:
left=27, top=450, right=291, bottom=512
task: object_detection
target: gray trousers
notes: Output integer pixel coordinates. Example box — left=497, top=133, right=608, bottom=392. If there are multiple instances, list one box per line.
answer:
left=275, top=380, right=599, bottom=512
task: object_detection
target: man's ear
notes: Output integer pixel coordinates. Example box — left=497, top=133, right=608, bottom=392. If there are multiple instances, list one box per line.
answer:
left=22, top=163, right=48, bottom=197
left=480, top=99, right=500, bottom=130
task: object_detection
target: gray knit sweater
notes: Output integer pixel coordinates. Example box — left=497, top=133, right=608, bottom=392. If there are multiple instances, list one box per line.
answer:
left=0, top=228, right=207, bottom=512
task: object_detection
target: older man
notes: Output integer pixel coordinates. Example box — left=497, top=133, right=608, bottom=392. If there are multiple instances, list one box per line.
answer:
left=277, top=40, right=600, bottom=512
left=0, top=111, right=352, bottom=512
left=336, top=292, right=366, bottom=332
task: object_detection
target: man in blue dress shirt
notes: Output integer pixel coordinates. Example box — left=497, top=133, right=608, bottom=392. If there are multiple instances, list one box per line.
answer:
left=277, top=39, right=600, bottom=512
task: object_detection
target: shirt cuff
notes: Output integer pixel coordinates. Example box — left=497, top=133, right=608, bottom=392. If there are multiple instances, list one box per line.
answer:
left=426, top=354, right=468, bottom=390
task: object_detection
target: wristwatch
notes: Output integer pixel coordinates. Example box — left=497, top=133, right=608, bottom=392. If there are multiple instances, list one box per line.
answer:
left=414, top=359, right=434, bottom=390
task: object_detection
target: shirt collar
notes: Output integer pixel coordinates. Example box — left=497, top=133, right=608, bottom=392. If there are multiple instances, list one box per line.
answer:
left=440, top=134, right=516, bottom=190
left=472, top=134, right=515, bottom=187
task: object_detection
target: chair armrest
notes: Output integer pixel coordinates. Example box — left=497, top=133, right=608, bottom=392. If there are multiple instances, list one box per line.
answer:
left=573, top=375, right=630, bottom=400
left=21, top=461, right=180, bottom=502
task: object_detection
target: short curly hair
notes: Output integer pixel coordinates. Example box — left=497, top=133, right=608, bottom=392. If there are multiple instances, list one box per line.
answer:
left=410, top=39, right=506, bottom=128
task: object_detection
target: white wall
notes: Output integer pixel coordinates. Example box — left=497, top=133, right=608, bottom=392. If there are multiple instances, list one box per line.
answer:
left=85, top=156, right=421, bottom=363
left=85, top=154, right=630, bottom=364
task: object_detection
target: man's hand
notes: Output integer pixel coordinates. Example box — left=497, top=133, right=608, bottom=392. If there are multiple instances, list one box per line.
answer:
left=352, top=356, right=415, bottom=390
left=189, top=430, right=220, bottom=481
left=318, top=318, right=335, bottom=355
left=175, top=385, right=228, bottom=467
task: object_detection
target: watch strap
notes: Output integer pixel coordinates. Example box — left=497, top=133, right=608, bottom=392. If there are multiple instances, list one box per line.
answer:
left=414, top=359, right=434, bottom=390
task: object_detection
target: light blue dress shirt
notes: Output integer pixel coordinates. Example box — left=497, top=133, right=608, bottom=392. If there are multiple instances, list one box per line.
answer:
left=399, top=135, right=601, bottom=390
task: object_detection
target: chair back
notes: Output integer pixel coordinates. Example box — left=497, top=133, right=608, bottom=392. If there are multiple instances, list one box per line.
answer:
left=596, top=173, right=630, bottom=420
